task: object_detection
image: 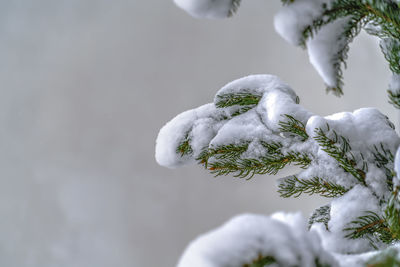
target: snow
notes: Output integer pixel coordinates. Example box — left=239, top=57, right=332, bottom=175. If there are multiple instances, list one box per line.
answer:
left=390, top=74, right=400, bottom=94
left=157, top=74, right=400, bottom=265
left=156, top=74, right=312, bottom=168
left=395, top=146, right=400, bottom=184
left=274, top=1, right=354, bottom=93
left=306, top=18, right=351, bottom=92
left=314, top=185, right=382, bottom=254
left=304, top=108, right=399, bottom=196
left=177, top=213, right=338, bottom=267
left=274, top=0, right=332, bottom=46
left=174, top=0, right=237, bottom=19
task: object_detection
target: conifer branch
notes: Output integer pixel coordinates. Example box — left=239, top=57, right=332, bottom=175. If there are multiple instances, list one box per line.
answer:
left=215, top=91, right=262, bottom=117
left=278, top=176, right=348, bottom=198
left=215, top=92, right=262, bottom=108
left=366, top=247, right=400, bottom=266
left=243, top=254, right=275, bottom=267
left=176, top=131, right=193, bottom=156
left=309, top=205, right=331, bottom=231
left=388, top=88, right=400, bottom=109
left=278, top=114, right=309, bottom=141
left=197, top=141, right=311, bottom=179
left=372, top=143, right=395, bottom=190
left=384, top=187, right=400, bottom=240
left=344, top=211, right=393, bottom=246
left=314, top=126, right=367, bottom=185
left=228, top=0, right=241, bottom=17
left=196, top=142, right=250, bottom=169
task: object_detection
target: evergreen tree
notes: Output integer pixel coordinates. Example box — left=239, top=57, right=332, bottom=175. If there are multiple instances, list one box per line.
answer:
left=156, top=0, right=400, bottom=266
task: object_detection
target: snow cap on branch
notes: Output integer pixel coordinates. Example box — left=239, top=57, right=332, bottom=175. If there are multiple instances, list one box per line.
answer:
left=155, top=74, right=311, bottom=168
left=174, top=0, right=240, bottom=19
left=274, top=0, right=332, bottom=46
left=177, top=213, right=338, bottom=267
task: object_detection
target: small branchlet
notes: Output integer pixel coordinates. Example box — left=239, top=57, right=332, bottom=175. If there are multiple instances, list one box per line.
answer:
left=278, top=114, right=309, bottom=141
left=388, top=89, right=400, bottom=109
left=366, top=247, right=400, bottom=267
left=197, top=140, right=311, bottom=179
left=309, top=205, right=331, bottom=231
left=176, top=131, right=193, bottom=156
left=372, top=143, right=395, bottom=190
left=278, top=176, right=348, bottom=198
left=314, top=126, right=367, bottom=185
left=243, top=254, right=275, bottom=267
left=344, top=211, right=393, bottom=247
left=215, top=91, right=262, bottom=117
left=228, top=0, right=242, bottom=17
left=385, top=187, right=400, bottom=241
left=196, top=142, right=250, bottom=169
left=215, top=92, right=262, bottom=108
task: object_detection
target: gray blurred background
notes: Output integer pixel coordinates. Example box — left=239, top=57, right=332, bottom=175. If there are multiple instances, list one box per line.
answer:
left=0, top=0, right=394, bottom=266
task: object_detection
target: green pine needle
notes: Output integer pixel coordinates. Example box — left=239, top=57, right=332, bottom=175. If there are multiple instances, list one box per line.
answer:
left=176, top=132, right=193, bottom=156
left=309, top=205, right=331, bottom=230
left=243, top=255, right=276, bottom=267
left=388, top=89, right=400, bottom=109
left=278, top=176, right=348, bottom=198
left=344, top=211, right=393, bottom=246
left=228, top=0, right=241, bottom=17
left=314, top=126, right=367, bottom=185
left=215, top=92, right=262, bottom=108
left=278, top=114, right=309, bottom=141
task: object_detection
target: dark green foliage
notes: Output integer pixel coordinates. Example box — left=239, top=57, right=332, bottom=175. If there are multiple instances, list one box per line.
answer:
left=215, top=92, right=262, bottom=108
left=280, top=0, right=294, bottom=5
left=176, top=131, right=193, bottom=156
left=380, top=38, right=400, bottom=74
left=228, top=0, right=242, bottom=17
left=309, top=205, right=331, bottom=230
left=385, top=187, right=400, bottom=241
left=278, top=176, right=348, bottom=198
left=372, top=143, right=395, bottom=190
left=344, top=211, right=393, bottom=247
left=197, top=142, right=311, bottom=179
left=314, top=126, right=367, bottom=185
left=243, top=255, right=275, bottom=267
left=388, top=88, right=400, bottom=109
left=297, top=0, right=400, bottom=96
left=215, top=91, right=262, bottom=117
left=366, top=247, right=400, bottom=267
left=196, top=142, right=250, bottom=169
left=231, top=106, right=254, bottom=117
left=278, top=114, right=309, bottom=141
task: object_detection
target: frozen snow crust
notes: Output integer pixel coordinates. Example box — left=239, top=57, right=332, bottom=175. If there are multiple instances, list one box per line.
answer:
left=156, top=74, right=400, bottom=266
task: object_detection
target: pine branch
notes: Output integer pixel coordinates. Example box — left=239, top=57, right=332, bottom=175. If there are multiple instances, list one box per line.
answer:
left=298, top=0, right=400, bottom=94
left=228, top=0, right=242, bottom=17
left=176, top=131, right=193, bottom=156
left=280, top=0, right=294, bottom=5
left=372, top=143, right=395, bottom=191
left=344, top=211, right=393, bottom=246
left=314, top=126, right=367, bottom=185
left=198, top=141, right=311, bottom=179
left=278, top=175, right=348, bottom=198
left=366, top=247, right=400, bottom=267
left=196, top=142, right=250, bottom=169
left=388, top=88, right=400, bottom=109
left=278, top=114, right=309, bottom=141
left=243, top=254, right=275, bottom=267
left=215, top=92, right=262, bottom=108
left=385, top=187, right=400, bottom=240
left=309, top=205, right=331, bottom=231
left=214, top=91, right=262, bottom=117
